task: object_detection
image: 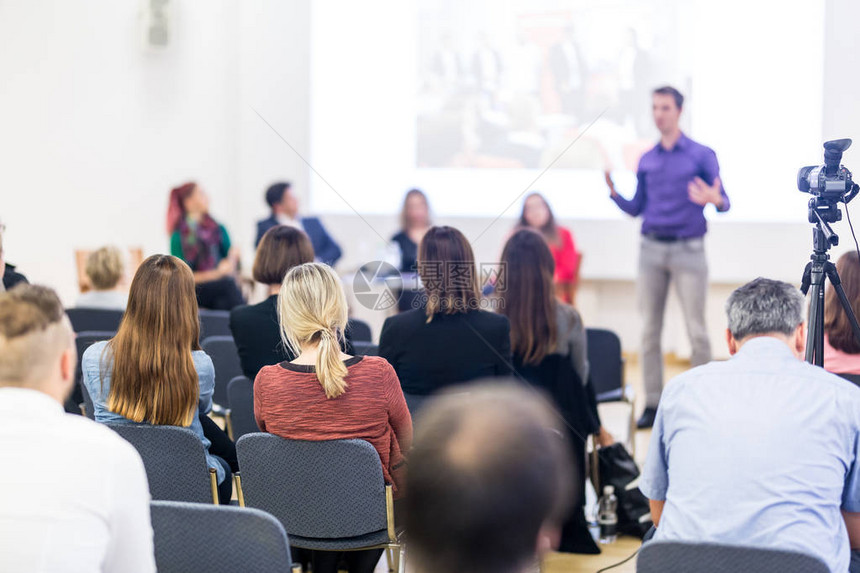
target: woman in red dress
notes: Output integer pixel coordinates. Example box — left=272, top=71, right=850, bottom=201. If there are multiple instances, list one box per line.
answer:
left=518, top=192, right=582, bottom=304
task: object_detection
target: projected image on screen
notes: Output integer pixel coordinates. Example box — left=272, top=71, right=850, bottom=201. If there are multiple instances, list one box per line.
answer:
left=416, top=0, right=687, bottom=171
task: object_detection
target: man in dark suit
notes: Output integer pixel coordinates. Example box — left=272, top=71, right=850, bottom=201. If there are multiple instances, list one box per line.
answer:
left=255, top=182, right=342, bottom=266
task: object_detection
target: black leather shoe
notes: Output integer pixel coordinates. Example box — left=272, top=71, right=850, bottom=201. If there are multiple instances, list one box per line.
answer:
left=637, top=407, right=658, bottom=429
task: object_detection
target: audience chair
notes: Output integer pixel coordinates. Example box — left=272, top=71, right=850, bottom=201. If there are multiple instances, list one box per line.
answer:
left=107, top=424, right=219, bottom=504
left=66, top=308, right=123, bottom=333
left=200, top=335, right=243, bottom=415
left=227, top=376, right=259, bottom=441
left=636, top=541, right=829, bottom=573
left=199, top=309, right=232, bottom=339
left=150, top=501, right=292, bottom=573
left=74, top=330, right=115, bottom=418
left=236, top=435, right=401, bottom=572
left=837, top=373, right=860, bottom=387
left=586, top=327, right=635, bottom=454
left=351, top=341, right=379, bottom=356
left=346, top=318, right=373, bottom=343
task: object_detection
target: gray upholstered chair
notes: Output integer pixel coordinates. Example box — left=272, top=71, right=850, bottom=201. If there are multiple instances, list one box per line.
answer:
left=351, top=341, right=379, bottom=356
left=66, top=308, right=124, bottom=333
left=107, top=424, right=219, bottom=504
left=200, top=335, right=243, bottom=412
left=637, top=541, right=830, bottom=573
left=226, top=376, right=259, bottom=441
left=236, top=434, right=401, bottom=572
left=150, top=501, right=292, bottom=573
left=198, top=309, right=232, bottom=339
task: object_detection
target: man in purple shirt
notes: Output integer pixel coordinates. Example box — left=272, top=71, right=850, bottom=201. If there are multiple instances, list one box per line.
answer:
left=605, top=86, right=730, bottom=428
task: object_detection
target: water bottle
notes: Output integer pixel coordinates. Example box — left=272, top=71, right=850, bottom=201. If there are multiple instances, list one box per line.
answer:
left=597, top=485, right=618, bottom=544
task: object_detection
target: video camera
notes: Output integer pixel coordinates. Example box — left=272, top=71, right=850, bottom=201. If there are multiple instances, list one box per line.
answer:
left=797, top=138, right=860, bottom=223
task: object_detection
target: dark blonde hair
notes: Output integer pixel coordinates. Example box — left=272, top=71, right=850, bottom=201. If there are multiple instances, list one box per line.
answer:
left=105, top=255, right=200, bottom=426
left=825, top=252, right=860, bottom=353
left=498, top=229, right=557, bottom=365
left=418, top=226, right=481, bottom=322
left=253, top=226, right=315, bottom=285
left=279, top=263, right=349, bottom=399
left=86, top=246, right=124, bottom=290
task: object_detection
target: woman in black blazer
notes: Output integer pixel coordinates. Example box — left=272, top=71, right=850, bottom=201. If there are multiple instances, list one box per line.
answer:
left=379, top=226, right=512, bottom=413
left=229, top=226, right=315, bottom=379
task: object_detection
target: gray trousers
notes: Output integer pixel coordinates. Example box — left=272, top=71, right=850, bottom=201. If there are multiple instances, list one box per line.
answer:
left=639, top=236, right=711, bottom=407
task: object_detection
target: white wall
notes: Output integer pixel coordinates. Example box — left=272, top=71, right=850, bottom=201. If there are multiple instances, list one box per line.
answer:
left=0, top=0, right=311, bottom=304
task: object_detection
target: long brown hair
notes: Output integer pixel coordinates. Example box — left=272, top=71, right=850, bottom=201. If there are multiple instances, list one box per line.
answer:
left=104, top=255, right=201, bottom=426
left=825, top=251, right=860, bottom=354
left=499, top=229, right=557, bottom=365
left=418, top=226, right=481, bottom=322
left=518, top=192, right=559, bottom=244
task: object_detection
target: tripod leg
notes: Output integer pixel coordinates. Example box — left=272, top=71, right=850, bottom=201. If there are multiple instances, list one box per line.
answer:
left=806, top=282, right=824, bottom=366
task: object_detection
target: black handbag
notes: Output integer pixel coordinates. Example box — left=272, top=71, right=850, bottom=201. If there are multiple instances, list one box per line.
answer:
left=597, top=443, right=653, bottom=538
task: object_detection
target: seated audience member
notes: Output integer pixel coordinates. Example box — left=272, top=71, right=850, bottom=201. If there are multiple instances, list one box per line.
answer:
left=230, top=225, right=315, bottom=379
left=255, top=181, right=342, bottom=266
left=83, top=255, right=236, bottom=504
left=641, top=277, right=860, bottom=572
left=254, top=262, right=411, bottom=573
left=499, top=228, right=613, bottom=553
left=824, top=251, right=860, bottom=376
left=390, top=188, right=431, bottom=311
left=518, top=192, right=581, bottom=304
left=75, top=246, right=128, bottom=310
left=379, top=226, right=512, bottom=413
left=404, top=383, right=574, bottom=573
left=167, top=182, right=244, bottom=310
left=0, top=226, right=28, bottom=291
left=0, top=285, right=154, bottom=572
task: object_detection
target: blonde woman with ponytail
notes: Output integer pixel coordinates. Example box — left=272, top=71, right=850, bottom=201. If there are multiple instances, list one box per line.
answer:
left=253, top=263, right=412, bottom=573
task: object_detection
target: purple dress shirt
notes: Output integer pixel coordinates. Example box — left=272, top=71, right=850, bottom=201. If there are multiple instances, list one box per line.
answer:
left=612, top=133, right=730, bottom=238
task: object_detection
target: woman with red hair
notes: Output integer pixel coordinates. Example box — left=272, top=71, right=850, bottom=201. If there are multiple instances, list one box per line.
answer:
left=167, top=182, right=244, bottom=310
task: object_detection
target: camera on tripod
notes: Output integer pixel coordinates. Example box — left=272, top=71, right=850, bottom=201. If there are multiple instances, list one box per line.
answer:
left=797, top=138, right=860, bottom=224
left=798, top=138, right=860, bottom=366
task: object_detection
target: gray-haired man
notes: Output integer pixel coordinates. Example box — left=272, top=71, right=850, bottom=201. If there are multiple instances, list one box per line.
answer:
left=640, top=278, right=860, bottom=572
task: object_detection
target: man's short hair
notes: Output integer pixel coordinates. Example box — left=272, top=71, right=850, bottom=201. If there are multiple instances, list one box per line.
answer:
left=265, top=182, right=291, bottom=209
left=403, top=383, right=574, bottom=573
left=726, top=277, right=805, bottom=340
left=0, top=284, right=71, bottom=385
left=653, top=85, right=684, bottom=109
left=85, top=246, right=124, bottom=290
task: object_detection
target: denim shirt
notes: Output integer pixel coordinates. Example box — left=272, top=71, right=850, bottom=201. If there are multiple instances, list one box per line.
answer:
left=81, top=341, right=224, bottom=483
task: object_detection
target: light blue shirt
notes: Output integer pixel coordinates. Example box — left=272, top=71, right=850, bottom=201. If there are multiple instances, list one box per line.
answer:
left=641, top=337, right=860, bottom=573
left=81, top=341, right=224, bottom=483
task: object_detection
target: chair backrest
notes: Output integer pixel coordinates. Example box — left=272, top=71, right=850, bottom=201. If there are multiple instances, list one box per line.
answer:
left=107, top=424, right=215, bottom=503
left=227, top=376, right=259, bottom=440
left=636, top=541, right=830, bottom=573
left=586, top=328, right=624, bottom=400
left=74, top=330, right=115, bottom=419
left=201, top=335, right=242, bottom=407
left=151, top=501, right=292, bottom=573
left=236, top=434, right=387, bottom=538
left=66, top=308, right=124, bottom=333
left=199, top=309, right=232, bottom=339
left=346, top=318, right=372, bottom=343
left=837, top=372, right=860, bottom=387
left=351, top=341, right=379, bottom=356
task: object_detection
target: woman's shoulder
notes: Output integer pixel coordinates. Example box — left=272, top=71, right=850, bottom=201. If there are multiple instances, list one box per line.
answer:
left=82, top=340, right=110, bottom=365
left=391, top=229, right=408, bottom=242
left=351, top=355, right=393, bottom=373
left=191, top=350, right=215, bottom=374
left=555, top=301, right=583, bottom=330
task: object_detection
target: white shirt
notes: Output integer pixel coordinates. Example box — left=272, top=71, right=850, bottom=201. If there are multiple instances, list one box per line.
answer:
left=75, top=290, right=128, bottom=311
left=0, top=388, right=155, bottom=573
